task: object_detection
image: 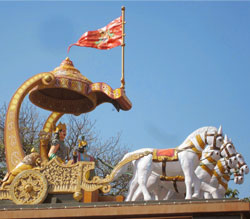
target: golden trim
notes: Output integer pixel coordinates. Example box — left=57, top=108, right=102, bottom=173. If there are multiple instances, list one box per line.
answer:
left=206, top=156, right=217, bottom=164
left=200, top=164, right=213, bottom=177
left=0, top=189, right=11, bottom=200
left=218, top=178, right=228, bottom=190
left=196, top=134, right=205, bottom=150
left=160, top=175, right=184, bottom=181
left=213, top=170, right=220, bottom=179
left=213, top=168, right=230, bottom=188
left=152, top=149, right=178, bottom=162
left=5, top=73, right=55, bottom=172
left=180, top=140, right=202, bottom=159
left=222, top=174, right=230, bottom=181
left=191, top=147, right=202, bottom=159
left=217, top=160, right=226, bottom=174
left=81, top=151, right=153, bottom=193
left=10, top=169, right=48, bottom=205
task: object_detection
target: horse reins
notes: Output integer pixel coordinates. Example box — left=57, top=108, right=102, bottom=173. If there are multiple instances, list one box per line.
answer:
left=220, top=142, right=236, bottom=158
left=204, top=131, right=223, bottom=150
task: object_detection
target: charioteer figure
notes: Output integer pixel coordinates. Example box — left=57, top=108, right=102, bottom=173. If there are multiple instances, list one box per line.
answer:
left=48, top=122, right=69, bottom=163
left=73, top=136, right=94, bottom=163
left=73, top=136, right=95, bottom=179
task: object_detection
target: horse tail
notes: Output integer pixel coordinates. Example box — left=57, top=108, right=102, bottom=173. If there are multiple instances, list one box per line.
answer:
left=111, top=150, right=153, bottom=181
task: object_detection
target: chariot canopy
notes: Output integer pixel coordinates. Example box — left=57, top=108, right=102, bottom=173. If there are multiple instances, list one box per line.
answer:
left=29, top=57, right=132, bottom=115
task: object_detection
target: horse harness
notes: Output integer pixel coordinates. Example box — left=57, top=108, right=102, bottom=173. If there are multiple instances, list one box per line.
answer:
left=178, top=131, right=223, bottom=158
left=220, top=142, right=236, bottom=158
left=212, top=159, right=232, bottom=190
left=236, top=156, right=247, bottom=169
left=199, top=154, right=218, bottom=177
left=152, top=131, right=222, bottom=193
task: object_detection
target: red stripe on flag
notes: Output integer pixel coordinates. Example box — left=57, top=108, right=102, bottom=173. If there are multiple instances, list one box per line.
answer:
left=68, top=16, right=122, bottom=52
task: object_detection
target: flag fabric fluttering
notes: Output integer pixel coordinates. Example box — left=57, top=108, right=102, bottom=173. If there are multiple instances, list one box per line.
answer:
left=68, top=16, right=122, bottom=52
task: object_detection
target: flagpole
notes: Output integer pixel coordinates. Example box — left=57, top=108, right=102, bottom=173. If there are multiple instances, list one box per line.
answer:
left=120, top=6, right=125, bottom=89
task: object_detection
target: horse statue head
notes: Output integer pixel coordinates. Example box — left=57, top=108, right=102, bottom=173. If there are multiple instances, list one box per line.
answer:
left=219, top=135, right=237, bottom=158
left=204, top=125, right=224, bottom=150
left=235, top=153, right=249, bottom=175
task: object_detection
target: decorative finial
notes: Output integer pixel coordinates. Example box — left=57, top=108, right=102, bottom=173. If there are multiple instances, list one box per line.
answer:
left=61, top=57, right=74, bottom=67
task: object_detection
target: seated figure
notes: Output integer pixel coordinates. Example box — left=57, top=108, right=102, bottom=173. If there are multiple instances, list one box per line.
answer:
left=73, top=136, right=95, bottom=179
left=48, top=122, right=69, bottom=163
left=1, top=148, right=41, bottom=188
left=73, top=136, right=94, bottom=163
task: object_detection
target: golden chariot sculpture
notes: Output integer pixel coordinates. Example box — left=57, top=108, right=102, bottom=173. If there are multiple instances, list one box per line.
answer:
left=0, top=57, right=134, bottom=205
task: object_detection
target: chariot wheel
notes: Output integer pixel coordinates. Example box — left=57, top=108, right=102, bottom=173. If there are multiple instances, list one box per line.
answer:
left=10, top=169, right=48, bottom=205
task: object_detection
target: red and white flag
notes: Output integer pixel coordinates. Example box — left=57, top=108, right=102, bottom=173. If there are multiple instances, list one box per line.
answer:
left=68, top=16, right=122, bottom=52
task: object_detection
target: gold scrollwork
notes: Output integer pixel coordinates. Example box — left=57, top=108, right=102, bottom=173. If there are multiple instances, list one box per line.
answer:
left=0, top=189, right=11, bottom=201
left=10, top=169, right=48, bottom=205
left=10, top=152, right=22, bottom=167
left=39, top=158, right=86, bottom=193
left=42, top=73, right=55, bottom=86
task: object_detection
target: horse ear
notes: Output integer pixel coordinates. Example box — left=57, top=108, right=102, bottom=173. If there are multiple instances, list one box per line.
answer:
left=224, top=134, right=228, bottom=142
left=218, top=125, right=223, bottom=135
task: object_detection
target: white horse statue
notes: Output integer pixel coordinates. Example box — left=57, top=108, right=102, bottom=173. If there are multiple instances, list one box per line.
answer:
left=131, top=138, right=238, bottom=201
left=114, top=126, right=224, bottom=200
left=204, top=152, right=248, bottom=199
left=132, top=148, right=222, bottom=201
left=137, top=147, right=245, bottom=201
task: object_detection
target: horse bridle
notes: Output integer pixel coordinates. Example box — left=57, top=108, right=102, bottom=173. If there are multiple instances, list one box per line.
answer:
left=233, top=171, right=244, bottom=184
left=204, top=131, right=223, bottom=150
left=220, top=142, right=236, bottom=158
left=237, top=158, right=247, bottom=169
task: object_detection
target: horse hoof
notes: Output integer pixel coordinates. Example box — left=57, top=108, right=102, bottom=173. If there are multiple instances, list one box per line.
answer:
left=192, top=193, right=199, bottom=199
left=211, top=191, right=219, bottom=199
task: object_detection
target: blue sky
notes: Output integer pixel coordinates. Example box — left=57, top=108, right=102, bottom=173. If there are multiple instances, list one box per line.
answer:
left=0, top=1, right=250, bottom=198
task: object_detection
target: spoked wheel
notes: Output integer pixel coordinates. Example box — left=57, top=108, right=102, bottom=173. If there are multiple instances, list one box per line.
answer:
left=10, top=169, right=48, bottom=205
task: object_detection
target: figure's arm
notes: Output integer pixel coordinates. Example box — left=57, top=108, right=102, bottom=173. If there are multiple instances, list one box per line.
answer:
left=66, top=147, right=70, bottom=161
left=48, top=144, right=59, bottom=160
left=73, top=150, right=78, bottom=163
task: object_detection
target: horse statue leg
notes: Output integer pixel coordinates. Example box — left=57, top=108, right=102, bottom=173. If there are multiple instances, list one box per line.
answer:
left=178, top=151, right=200, bottom=199
left=136, top=155, right=153, bottom=201
left=131, top=171, right=161, bottom=201
left=200, top=182, right=219, bottom=199
left=162, top=190, right=174, bottom=200
left=125, top=165, right=139, bottom=201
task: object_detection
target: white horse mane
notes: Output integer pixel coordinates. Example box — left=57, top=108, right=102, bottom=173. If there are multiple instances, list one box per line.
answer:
left=183, top=126, right=218, bottom=144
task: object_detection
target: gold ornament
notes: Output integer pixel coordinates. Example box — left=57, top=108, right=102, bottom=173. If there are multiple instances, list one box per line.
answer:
left=78, top=140, right=87, bottom=148
left=54, top=122, right=66, bottom=133
left=10, top=170, right=48, bottom=205
left=73, top=191, right=83, bottom=202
